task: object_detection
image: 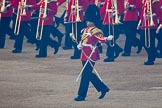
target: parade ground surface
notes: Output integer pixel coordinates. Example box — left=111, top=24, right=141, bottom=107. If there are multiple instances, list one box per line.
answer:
left=0, top=31, right=162, bottom=108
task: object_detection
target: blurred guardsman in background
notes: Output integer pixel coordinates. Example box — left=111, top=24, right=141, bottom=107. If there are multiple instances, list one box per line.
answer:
left=0, top=0, right=18, bottom=48
left=122, top=0, right=143, bottom=56
left=100, top=0, right=124, bottom=62
left=155, top=0, right=162, bottom=58
left=32, top=0, right=60, bottom=58
left=137, top=0, right=162, bottom=65
left=12, top=0, right=37, bottom=53
left=64, top=0, right=87, bottom=59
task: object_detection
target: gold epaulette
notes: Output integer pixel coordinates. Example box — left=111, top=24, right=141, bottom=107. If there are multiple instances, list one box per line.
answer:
left=90, top=27, right=103, bottom=36
left=81, top=27, right=103, bottom=43
left=91, top=27, right=105, bottom=41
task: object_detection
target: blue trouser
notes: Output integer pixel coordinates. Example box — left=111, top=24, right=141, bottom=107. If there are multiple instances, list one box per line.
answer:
left=140, top=29, right=157, bottom=62
left=0, top=17, right=11, bottom=48
left=78, top=61, right=109, bottom=98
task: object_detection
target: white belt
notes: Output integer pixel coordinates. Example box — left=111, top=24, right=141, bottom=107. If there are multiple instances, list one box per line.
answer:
left=82, top=43, right=94, bottom=49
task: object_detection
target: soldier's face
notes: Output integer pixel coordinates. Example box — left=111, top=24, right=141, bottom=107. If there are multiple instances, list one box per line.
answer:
left=86, top=21, right=95, bottom=27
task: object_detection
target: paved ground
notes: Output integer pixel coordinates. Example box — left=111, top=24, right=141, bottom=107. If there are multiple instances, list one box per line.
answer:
left=0, top=30, right=162, bottom=108
left=0, top=5, right=162, bottom=108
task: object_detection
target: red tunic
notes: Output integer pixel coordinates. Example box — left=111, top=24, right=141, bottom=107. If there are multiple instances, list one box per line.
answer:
left=67, top=0, right=85, bottom=22
left=0, top=0, right=17, bottom=17
left=100, top=0, right=112, bottom=24
left=160, top=0, right=162, bottom=5
left=33, top=1, right=57, bottom=26
left=124, top=0, right=142, bottom=21
left=101, top=0, right=124, bottom=25
left=80, top=27, right=106, bottom=61
left=139, top=0, right=162, bottom=29
left=14, top=0, right=36, bottom=21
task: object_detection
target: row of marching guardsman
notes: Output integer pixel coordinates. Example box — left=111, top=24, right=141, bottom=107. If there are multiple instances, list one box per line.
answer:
left=1, top=0, right=162, bottom=64
left=0, top=0, right=65, bottom=58
left=121, top=0, right=162, bottom=65
left=62, top=0, right=162, bottom=65
left=101, top=0, right=162, bottom=65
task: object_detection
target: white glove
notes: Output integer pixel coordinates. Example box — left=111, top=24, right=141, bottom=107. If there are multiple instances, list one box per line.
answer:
left=105, top=35, right=114, bottom=41
left=77, top=43, right=83, bottom=50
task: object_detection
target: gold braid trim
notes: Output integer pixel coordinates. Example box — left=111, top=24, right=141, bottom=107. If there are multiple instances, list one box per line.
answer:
left=81, top=27, right=104, bottom=44
left=91, top=27, right=103, bottom=36
left=91, top=28, right=105, bottom=41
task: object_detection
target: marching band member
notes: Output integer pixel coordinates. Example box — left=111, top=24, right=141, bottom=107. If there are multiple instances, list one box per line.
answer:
left=100, top=0, right=124, bottom=62
left=50, top=0, right=65, bottom=45
left=74, top=4, right=111, bottom=101
left=33, top=0, right=65, bottom=51
left=12, top=0, right=37, bottom=53
left=65, top=0, right=86, bottom=59
left=122, top=0, right=143, bottom=56
left=137, top=0, right=162, bottom=65
left=156, top=0, right=162, bottom=58
left=32, top=0, right=60, bottom=58
left=62, top=0, right=73, bottom=50
left=0, top=0, right=18, bottom=48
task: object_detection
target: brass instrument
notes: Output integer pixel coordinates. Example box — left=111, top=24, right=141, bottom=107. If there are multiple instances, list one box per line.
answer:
left=0, top=0, right=5, bottom=13
left=14, top=0, right=27, bottom=35
left=137, top=0, right=155, bottom=48
left=70, top=0, right=81, bottom=22
left=112, top=0, right=121, bottom=25
left=95, top=0, right=98, bottom=6
left=69, top=0, right=82, bottom=42
left=0, top=0, right=6, bottom=20
left=102, top=0, right=115, bottom=47
left=75, top=0, right=81, bottom=22
left=36, top=0, right=48, bottom=40
left=21, top=0, right=27, bottom=16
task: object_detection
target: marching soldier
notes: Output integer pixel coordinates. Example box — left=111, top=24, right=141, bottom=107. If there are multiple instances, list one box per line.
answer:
left=50, top=0, right=65, bottom=45
left=34, top=0, right=65, bottom=51
left=62, top=0, right=73, bottom=50
left=12, top=0, right=37, bottom=53
left=122, top=0, right=143, bottom=56
left=137, top=0, right=162, bottom=65
left=65, top=0, right=87, bottom=59
left=100, top=0, right=124, bottom=62
left=0, top=0, right=18, bottom=48
left=156, top=0, right=162, bottom=58
left=32, top=0, right=60, bottom=58
left=74, top=4, right=112, bottom=101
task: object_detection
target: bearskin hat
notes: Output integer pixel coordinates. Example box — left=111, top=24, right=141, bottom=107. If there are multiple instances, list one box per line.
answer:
left=85, top=4, right=101, bottom=28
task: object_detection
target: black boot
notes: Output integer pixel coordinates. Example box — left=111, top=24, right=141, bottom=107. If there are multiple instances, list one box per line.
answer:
left=99, top=88, right=110, bottom=99
left=74, top=95, right=85, bottom=101
left=136, top=43, right=142, bottom=54
left=115, top=48, right=123, bottom=59
left=12, top=49, right=21, bottom=53
left=54, top=44, right=60, bottom=54
left=103, top=57, right=114, bottom=62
